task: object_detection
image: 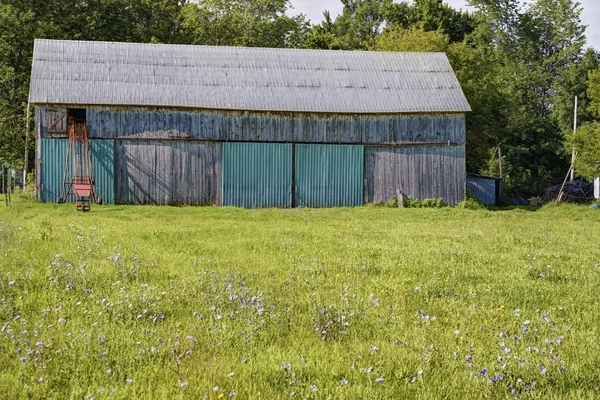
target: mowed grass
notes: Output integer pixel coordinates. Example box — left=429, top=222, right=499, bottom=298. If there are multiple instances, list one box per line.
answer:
left=1, top=199, right=600, bottom=399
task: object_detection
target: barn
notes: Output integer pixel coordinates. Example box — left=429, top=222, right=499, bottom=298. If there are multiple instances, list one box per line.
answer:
left=30, top=39, right=470, bottom=208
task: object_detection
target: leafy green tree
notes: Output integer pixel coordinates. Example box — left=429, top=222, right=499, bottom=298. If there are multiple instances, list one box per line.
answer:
left=303, top=11, right=348, bottom=50
left=468, top=0, right=586, bottom=194
left=386, top=0, right=474, bottom=43
left=305, top=0, right=391, bottom=50
left=569, top=68, right=600, bottom=180
left=179, top=0, right=308, bottom=48
left=0, top=3, right=38, bottom=168
left=551, top=48, right=600, bottom=137
left=569, top=122, right=600, bottom=180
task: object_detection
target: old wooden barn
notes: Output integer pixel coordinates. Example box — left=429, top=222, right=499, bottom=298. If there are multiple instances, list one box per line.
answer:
left=30, top=39, right=471, bottom=207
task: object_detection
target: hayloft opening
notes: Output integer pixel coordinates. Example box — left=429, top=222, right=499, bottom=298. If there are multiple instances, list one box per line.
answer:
left=67, top=108, right=86, bottom=124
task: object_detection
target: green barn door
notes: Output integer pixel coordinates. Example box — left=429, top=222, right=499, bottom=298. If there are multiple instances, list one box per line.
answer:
left=40, top=139, right=115, bottom=204
left=223, top=142, right=292, bottom=208
left=295, top=144, right=364, bottom=208
left=40, top=139, right=68, bottom=203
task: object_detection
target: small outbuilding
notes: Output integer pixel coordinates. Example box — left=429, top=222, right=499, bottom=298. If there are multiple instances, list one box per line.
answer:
left=30, top=39, right=470, bottom=207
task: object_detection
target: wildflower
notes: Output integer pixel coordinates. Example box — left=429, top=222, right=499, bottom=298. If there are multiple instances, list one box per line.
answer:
left=180, top=382, right=188, bottom=388
left=540, top=367, right=547, bottom=375
left=310, top=384, right=318, bottom=392
left=417, top=370, right=423, bottom=376
left=229, top=393, right=236, bottom=397
left=364, top=367, right=372, bottom=373
left=106, top=369, right=112, bottom=374
left=126, top=378, right=133, bottom=384
left=228, top=372, right=234, bottom=377
left=375, top=377, right=384, bottom=383
left=8, top=281, right=14, bottom=286
left=99, top=387, right=105, bottom=392
left=453, top=330, right=460, bottom=335
left=213, top=386, right=219, bottom=392
left=370, top=345, right=378, bottom=352
left=341, top=379, right=348, bottom=385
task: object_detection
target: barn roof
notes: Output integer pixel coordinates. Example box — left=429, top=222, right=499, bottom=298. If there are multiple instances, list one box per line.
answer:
left=29, top=39, right=471, bottom=114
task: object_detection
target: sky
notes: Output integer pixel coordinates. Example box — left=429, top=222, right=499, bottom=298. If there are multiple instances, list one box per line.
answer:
left=289, top=0, right=600, bottom=50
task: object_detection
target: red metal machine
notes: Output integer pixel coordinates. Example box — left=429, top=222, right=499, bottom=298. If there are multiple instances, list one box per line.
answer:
left=60, top=119, right=96, bottom=211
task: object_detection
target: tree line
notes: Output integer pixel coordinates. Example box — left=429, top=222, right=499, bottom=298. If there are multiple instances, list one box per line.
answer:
left=1, top=0, right=599, bottom=195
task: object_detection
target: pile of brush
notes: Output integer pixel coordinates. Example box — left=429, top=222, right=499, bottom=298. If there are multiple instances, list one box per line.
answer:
left=538, top=179, right=595, bottom=204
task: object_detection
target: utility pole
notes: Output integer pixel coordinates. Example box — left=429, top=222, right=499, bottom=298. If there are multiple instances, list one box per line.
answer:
left=570, top=96, right=577, bottom=182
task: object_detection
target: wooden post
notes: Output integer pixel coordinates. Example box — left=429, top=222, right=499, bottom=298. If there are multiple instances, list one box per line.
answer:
left=6, top=168, right=11, bottom=207
left=397, top=189, right=404, bottom=208
left=570, top=96, right=577, bottom=182
left=23, top=102, right=31, bottom=187
left=498, top=146, right=503, bottom=178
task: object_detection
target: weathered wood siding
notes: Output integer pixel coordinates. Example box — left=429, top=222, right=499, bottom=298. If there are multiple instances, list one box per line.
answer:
left=115, top=141, right=221, bottom=205
left=36, top=105, right=467, bottom=207
left=38, top=107, right=465, bottom=145
left=364, top=145, right=466, bottom=206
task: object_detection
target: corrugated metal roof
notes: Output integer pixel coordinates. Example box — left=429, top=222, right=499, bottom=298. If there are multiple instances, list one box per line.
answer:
left=29, top=39, right=471, bottom=114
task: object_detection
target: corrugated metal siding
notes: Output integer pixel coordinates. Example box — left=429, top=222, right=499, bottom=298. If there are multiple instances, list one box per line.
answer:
left=40, top=139, right=69, bottom=203
left=364, top=145, right=466, bottom=206
left=222, top=142, right=292, bottom=208
left=30, top=39, right=471, bottom=113
left=90, top=140, right=115, bottom=204
left=295, top=144, right=364, bottom=208
left=40, top=139, right=115, bottom=204
left=466, top=177, right=500, bottom=206
left=79, top=107, right=466, bottom=145
left=115, top=141, right=221, bottom=205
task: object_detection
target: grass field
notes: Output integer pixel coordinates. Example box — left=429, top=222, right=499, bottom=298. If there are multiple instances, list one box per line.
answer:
left=1, top=198, right=600, bottom=399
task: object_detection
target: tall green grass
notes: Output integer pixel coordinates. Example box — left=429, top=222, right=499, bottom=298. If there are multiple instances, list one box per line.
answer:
left=1, top=200, right=599, bottom=399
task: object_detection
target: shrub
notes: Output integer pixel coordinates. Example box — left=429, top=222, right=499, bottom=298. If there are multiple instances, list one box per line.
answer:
left=456, top=197, right=486, bottom=210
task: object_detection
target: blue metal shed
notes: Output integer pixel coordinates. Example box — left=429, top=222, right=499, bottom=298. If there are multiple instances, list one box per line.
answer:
left=466, top=173, right=503, bottom=206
